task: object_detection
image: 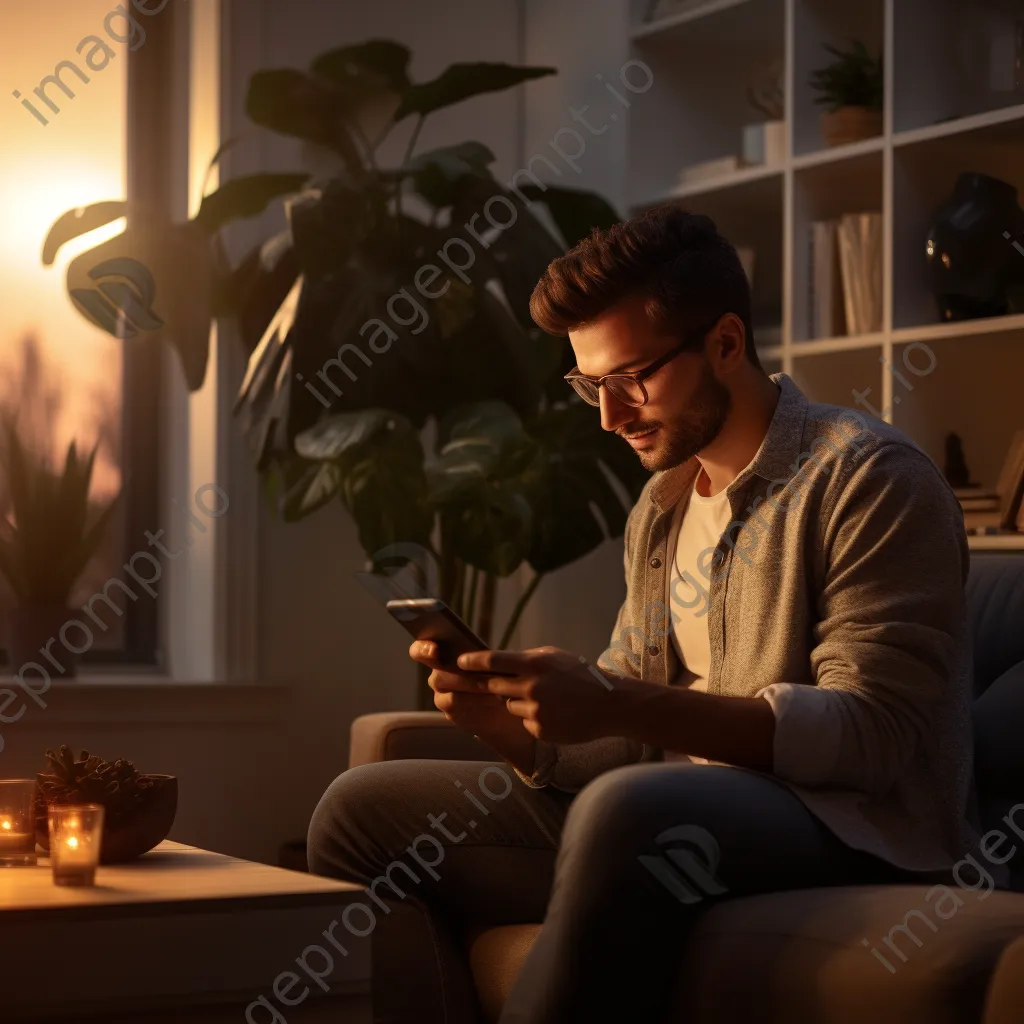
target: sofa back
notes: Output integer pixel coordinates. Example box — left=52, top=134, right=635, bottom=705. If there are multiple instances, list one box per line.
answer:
left=967, top=553, right=1024, bottom=887
left=966, top=553, right=1024, bottom=699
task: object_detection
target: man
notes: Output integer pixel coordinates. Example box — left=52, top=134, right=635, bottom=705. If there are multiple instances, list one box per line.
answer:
left=308, top=206, right=997, bottom=1024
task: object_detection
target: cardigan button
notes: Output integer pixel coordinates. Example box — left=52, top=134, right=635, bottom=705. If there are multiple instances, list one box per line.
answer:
left=650, top=556, right=662, bottom=568
left=647, top=644, right=659, bottom=656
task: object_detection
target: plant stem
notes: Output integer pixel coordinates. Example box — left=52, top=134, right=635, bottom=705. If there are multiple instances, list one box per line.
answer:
left=498, top=571, right=545, bottom=650
left=395, top=115, right=425, bottom=218
left=477, top=572, right=497, bottom=647
left=450, top=557, right=465, bottom=620
left=466, top=566, right=479, bottom=632
left=402, top=114, right=425, bottom=165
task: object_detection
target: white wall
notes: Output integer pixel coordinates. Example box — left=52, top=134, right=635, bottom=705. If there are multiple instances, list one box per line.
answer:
left=1, top=0, right=638, bottom=866
left=517, top=0, right=633, bottom=663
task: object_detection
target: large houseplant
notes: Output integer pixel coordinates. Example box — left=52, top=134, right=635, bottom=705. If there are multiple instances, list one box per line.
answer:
left=0, top=418, right=119, bottom=676
left=43, top=41, right=649, bottom=702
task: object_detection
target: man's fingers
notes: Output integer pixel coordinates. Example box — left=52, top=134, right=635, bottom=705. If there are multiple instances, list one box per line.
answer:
left=482, top=675, right=530, bottom=698
left=409, top=640, right=441, bottom=666
left=429, top=668, right=490, bottom=694
left=456, top=649, right=534, bottom=675
left=503, top=697, right=532, bottom=719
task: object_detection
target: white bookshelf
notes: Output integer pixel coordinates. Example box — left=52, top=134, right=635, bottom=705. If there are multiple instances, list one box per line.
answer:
left=623, top=0, right=1024, bottom=550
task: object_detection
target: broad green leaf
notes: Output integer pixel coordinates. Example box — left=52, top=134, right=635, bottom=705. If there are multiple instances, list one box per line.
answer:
left=401, top=142, right=496, bottom=208
left=245, top=69, right=365, bottom=175
left=395, top=62, right=556, bottom=120
left=341, top=435, right=432, bottom=555
left=446, top=485, right=532, bottom=577
left=310, top=39, right=412, bottom=97
left=515, top=184, right=620, bottom=249
left=42, top=202, right=129, bottom=266
left=294, top=408, right=400, bottom=461
left=192, top=173, right=310, bottom=236
left=279, top=461, right=342, bottom=521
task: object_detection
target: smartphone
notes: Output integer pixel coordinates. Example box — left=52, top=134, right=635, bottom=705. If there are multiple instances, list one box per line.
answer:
left=386, top=598, right=513, bottom=675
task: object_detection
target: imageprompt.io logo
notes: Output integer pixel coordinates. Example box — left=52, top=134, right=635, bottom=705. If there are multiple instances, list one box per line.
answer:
left=638, top=824, right=728, bottom=905
left=70, top=257, right=164, bottom=339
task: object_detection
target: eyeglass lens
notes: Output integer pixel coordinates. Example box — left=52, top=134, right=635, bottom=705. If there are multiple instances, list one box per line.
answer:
left=569, top=376, right=645, bottom=407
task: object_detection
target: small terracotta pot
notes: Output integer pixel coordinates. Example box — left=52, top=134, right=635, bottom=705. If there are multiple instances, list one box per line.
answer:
left=4, top=605, right=77, bottom=679
left=35, top=775, right=178, bottom=863
left=821, top=106, right=882, bottom=147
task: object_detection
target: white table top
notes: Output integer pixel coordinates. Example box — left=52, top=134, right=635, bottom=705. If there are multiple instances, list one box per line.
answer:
left=0, top=839, right=362, bottom=912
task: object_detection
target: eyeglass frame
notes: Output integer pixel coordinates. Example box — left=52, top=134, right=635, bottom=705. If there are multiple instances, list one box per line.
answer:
left=563, top=316, right=722, bottom=408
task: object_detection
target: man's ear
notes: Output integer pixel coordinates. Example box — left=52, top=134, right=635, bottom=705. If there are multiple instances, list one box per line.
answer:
left=709, top=313, right=747, bottom=372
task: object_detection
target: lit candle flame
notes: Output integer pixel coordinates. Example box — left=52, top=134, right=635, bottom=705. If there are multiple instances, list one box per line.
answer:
left=1, top=820, right=11, bottom=832
left=65, top=836, right=79, bottom=849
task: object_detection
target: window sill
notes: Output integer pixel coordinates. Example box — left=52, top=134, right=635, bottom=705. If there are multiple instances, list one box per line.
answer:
left=0, top=675, right=291, bottom=727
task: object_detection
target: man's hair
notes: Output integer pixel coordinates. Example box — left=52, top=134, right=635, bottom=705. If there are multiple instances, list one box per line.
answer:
left=529, top=204, right=763, bottom=370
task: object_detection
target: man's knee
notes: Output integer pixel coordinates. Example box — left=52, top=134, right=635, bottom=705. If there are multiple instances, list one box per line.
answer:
left=563, top=764, right=711, bottom=853
left=307, top=762, right=394, bottom=875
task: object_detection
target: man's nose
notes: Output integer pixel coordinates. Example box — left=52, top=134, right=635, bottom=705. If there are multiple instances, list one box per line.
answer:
left=599, top=388, right=634, bottom=432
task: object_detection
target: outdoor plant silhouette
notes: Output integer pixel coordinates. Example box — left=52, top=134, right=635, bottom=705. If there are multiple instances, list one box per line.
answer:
left=43, top=40, right=649, bottom=677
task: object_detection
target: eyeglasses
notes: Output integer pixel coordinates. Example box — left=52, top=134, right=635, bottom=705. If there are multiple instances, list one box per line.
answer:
left=564, top=320, right=718, bottom=408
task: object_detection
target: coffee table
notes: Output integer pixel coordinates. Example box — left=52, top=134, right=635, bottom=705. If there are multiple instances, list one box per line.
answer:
left=0, top=840, right=371, bottom=1023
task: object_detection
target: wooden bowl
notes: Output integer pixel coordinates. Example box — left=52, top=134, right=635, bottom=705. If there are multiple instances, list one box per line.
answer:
left=35, top=775, right=178, bottom=863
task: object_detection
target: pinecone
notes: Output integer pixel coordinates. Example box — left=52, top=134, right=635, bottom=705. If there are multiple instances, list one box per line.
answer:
left=36, top=745, right=155, bottom=828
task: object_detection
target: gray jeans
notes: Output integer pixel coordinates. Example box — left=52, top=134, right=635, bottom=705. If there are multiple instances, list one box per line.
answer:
left=306, top=758, right=919, bottom=1024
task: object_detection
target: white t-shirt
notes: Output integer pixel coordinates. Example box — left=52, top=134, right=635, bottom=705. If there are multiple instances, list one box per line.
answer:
left=663, top=468, right=734, bottom=763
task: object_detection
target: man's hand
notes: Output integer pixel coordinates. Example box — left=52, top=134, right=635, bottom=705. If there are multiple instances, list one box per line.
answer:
left=409, top=640, right=504, bottom=729
left=456, top=646, right=619, bottom=744
left=453, top=645, right=776, bottom=771
left=408, top=640, right=538, bottom=777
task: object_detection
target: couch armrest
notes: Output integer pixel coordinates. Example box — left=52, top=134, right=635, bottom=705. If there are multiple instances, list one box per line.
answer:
left=984, top=935, right=1024, bottom=1024
left=349, top=711, right=495, bottom=768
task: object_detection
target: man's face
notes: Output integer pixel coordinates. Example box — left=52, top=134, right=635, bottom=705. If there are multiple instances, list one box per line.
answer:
left=568, top=296, right=731, bottom=472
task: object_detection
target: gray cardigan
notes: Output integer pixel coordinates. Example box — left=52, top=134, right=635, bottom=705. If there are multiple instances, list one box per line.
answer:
left=514, top=372, right=999, bottom=880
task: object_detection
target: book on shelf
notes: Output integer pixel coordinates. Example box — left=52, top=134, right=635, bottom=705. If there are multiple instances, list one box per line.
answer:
left=808, top=220, right=845, bottom=338
left=953, top=486, right=1000, bottom=501
left=963, top=509, right=1005, bottom=531
left=675, top=155, right=746, bottom=187
left=996, top=429, right=1024, bottom=530
left=959, top=496, right=1001, bottom=512
left=645, top=0, right=720, bottom=22
left=836, top=212, right=883, bottom=334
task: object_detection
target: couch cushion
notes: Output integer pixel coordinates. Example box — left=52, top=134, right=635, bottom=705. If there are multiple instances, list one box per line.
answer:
left=468, top=924, right=542, bottom=1024
left=348, top=711, right=492, bottom=767
left=966, top=554, right=1024, bottom=698
left=983, top=934, right=1024, bottom=1024
left=974, top=660, right=1024, bottom=807
left=467, top=887, right=1024, bottom=1024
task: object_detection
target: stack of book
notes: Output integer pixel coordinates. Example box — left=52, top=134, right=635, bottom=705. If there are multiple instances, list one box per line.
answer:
left=807, top=213, right=883, bottom=339
left=955, top=487, right=1003, bottom=532
left=958, top=429, right=1024, bottom=535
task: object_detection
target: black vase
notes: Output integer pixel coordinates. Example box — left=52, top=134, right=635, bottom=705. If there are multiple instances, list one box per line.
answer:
left=925, top=172, right=1024, bottom=322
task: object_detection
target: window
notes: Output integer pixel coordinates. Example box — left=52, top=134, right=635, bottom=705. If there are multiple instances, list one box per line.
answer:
left=0, top=0, right=174, bottom=667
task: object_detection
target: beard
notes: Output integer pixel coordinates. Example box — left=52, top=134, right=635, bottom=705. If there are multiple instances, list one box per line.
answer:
left=619, top=358, right=732, bottom=472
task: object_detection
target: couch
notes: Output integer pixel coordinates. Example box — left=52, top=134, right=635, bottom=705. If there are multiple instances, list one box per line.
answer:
left=347, top=552, right=1024, bottom=1022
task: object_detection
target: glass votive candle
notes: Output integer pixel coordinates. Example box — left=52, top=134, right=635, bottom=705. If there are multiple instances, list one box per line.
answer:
left=0, top=779, right=38, bottom=866
left=48, top=804, right=104, bottom=886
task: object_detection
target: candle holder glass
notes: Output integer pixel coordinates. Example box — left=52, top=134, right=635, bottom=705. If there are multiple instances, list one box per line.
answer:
left=48, top=804, right=104, bottom=886
left=0, top=779, right=38, bottom=866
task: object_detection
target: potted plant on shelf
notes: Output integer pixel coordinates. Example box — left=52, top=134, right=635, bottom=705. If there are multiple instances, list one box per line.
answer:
left=0, top=419, right=119, bottom=677
left=43, top=40, right=649, bottom=707
left=809, top=39, right=883, bottom=147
